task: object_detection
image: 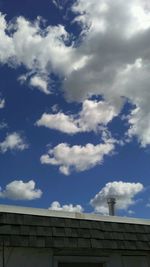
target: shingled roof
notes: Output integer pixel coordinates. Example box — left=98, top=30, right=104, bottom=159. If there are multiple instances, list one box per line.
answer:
left=0, top=205, right=150, bottom=251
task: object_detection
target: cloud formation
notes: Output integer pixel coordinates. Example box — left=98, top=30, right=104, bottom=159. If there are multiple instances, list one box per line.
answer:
left=64, top=0, right=150, bottom=146
left=0, top=132, right=28, bottom=153
left=0, top=122, right=7, bottom=130
left=0, top=97, right=5, bottom=109
left=0, top=13, right=77, bottom=92
left=29, top=75, right=50, bottom=95
left=37, top=112, right=80, bottom=134
left=36, top=99, right=118, bottom=134
left=40, top=141, right=114, bottom=175
left=0, top=98, right=5, bottom=109
left=1, top=1, right=150, bottom=146
left=0, top=180, right=42, bottom=200
left=49, top=201, right=83, bottom=212
left=90, top=181, right=144, bottom=215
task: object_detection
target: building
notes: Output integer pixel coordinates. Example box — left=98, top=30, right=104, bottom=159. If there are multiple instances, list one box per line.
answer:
left=0, top=205, right=150, bottom=267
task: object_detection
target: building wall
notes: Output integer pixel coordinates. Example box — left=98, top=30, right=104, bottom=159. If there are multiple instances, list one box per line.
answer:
left=0, top=247, right=149, bottom=267
left=0, top=247, right=53, bottom=267
left=108, top=254, right=149, bottom=267
left=122, top=255, right=149, bottom=267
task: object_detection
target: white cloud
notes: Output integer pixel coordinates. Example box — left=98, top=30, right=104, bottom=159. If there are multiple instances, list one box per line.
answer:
left=40, top=141, right=115, bottom=175
left=78, top=99, right=118, bottom=132
left=49, top=201, right=83, bottom=212
left=0, top=98, right=5, bottom=109
left=36, top=112, right=80, bottom=134
left=0, top=122, right=7, bottom=130
left=52, top=0, right=70, bottom=10
left=90, top=181, right=144, bottom=215
left=29, top=75, right=50, bottom=95
left=146, top=199, right=150, bottom=208
left=72, top=0, right=150, bottom=36
left=64, top=0, right=150, bottom=146
left=36, top=99, right=118, bottom=134
left=1, top=1, right=150, bottom=146
left=0, top=132, right=28, bottom=153
left=0, top=13, right=77, bottom=87
left=0, top=180, right=42, bottom=200
left=128, top=209, right=135, bottom=215
left=0, top=13, right=14, bottom=63
left=114, top=58, right=150, bottom=147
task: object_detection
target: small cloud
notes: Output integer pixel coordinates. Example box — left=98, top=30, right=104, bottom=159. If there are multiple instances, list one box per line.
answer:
left=36, top=99, right=118, bottom=134
left=0, top=122, right=7, bottom=130
left=0, top=180, right=42, bottom=200
left=0, top=98, right=5, bottom=109
left=40, top=141, right=114, bottom=175
left=0, top=132, right=28, bottom=153
left=128, top=209, right=135, bottom=215
left=36, top=112, right=80, bottom=134
left=18, top=74, right=28, bottom=84
left=49, top=201, right=83, bottom=212
left=90, top=181, right=144, bottom=215
left=29, top=75, right=50, bottom=95
left=52, top=0, right=69, bottom=10
left=51, top=104, right=59, bottom=113
left=146, top=199, right=150, bottom=208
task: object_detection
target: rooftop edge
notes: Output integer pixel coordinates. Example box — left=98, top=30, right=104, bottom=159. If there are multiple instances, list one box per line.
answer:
left=0, top=204, right=150, bottom=225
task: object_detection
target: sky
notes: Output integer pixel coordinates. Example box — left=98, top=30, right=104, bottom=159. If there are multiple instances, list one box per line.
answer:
left=0, top=0, right=150, bottom=218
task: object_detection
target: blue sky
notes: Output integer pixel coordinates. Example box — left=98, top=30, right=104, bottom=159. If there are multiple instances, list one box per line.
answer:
left=0, top=0, right=150, bottom=218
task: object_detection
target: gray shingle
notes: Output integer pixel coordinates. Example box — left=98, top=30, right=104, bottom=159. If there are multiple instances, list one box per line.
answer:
left=64, top=237, right=78, bottom=248
left=0, top=225, right=12, bottom=234
left=91, top=239, right=103, bottom=249
left=102, top=239, right=118, bottom=249
left=79, top=220, right=92, bottom=229
left=77, top=238, right=91, bottom=248
left=0, top=212, right=150, bottom=251
left=20, top=225, right=30, bottom=235
left=65, top=218, right=80, bottom=228
left=90, top=229, right=104, bottom=239
left=77, top=228, right=91, bottom=238
left=124, top=240, right=137, bottom=250
left=50, top=217, right=65, bottom=227
left=52, top=227, right=66, bottom=237
left=45, top=236, right=53, bottom=247
left=36, top=237, right=45, bottom=247
left=28, top=236, right=37, bottom=247
left=53, top=237, right=65, bottom=248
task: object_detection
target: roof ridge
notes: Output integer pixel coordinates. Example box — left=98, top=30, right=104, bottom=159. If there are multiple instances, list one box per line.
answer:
left=0, top=204, right=150, bottom=225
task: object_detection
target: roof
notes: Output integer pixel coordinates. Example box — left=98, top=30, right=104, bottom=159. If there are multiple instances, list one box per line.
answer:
left=0, top=204, right=150, bottom=225
left=0, top=205, right=150, bottom=251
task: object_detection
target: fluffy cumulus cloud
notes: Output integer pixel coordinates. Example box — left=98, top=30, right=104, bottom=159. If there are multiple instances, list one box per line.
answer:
left=36, top=99, right=118, bottom=134
left=0, top=132, right=28, bottom=153
left=49, top=201, right=83, bottom=212
left=64, top=0, right=150, bottom=146
left=0, top=12, right=78, bottom=93
left=29, top=75, right=50, bottom=95
left=36, top=112, right=80, bottom=134
left=1, top=1, right=150, bottom=146
left=0, top=180, right=42, bottom=200
left=40, top=141, right=115, bottom=175
left=90, top=181, right=144, bottom=215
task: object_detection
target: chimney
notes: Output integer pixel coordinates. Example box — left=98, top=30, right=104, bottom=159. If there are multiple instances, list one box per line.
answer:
left=107, top=197, right=116, bottom=216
